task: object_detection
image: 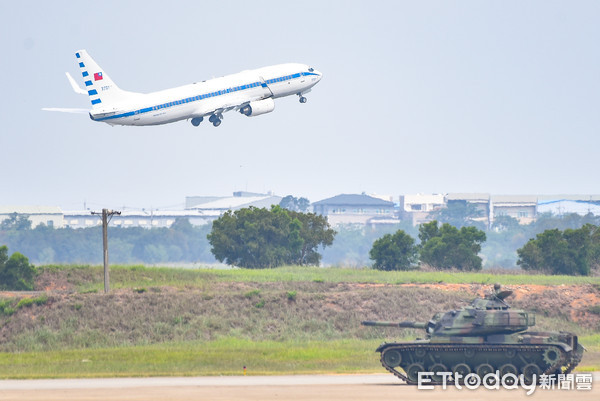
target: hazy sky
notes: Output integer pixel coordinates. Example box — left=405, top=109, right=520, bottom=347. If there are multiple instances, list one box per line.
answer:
left=1, top=1, right=599, bottom=211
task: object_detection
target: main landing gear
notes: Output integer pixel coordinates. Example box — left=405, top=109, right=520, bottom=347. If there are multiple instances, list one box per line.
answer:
left=190, top=114, right=222, bottom=127
left=208, top=114, right=222, bottom=127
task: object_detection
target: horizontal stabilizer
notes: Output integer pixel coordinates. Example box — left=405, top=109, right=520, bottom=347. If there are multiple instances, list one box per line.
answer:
left=42, top=107, right=89, bottom=114
left=66, top=72, right=87, bottom=95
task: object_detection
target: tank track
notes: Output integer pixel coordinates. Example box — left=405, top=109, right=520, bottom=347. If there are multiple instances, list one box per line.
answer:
left=378, top=343, right=576, bottom=385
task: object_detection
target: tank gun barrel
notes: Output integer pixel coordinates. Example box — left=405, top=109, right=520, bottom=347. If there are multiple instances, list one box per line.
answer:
left=361, top=321, right=427, bottom=329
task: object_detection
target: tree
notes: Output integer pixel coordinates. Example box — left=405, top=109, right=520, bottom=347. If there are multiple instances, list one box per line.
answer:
left=279, top=195, right=311, bottom=213
left=0, top=245, right=36, bottom=290
left=517, top=225, right=597, bottom=275
left=369, top=230, right=418, bottom=271
left=430, top=201, right=485, bottom=229
left=491, top=215, right=521, bottom=232
left=207, top=206, right=335, bottom=268
left=0, top=213, right=32, bottom=230
left=418, top=220, right=486, bottom=271
left=287, top=210, right=336, bottom=265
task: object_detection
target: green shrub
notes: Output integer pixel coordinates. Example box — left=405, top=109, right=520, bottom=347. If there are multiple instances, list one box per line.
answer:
left=0, top=246, right=36, bottom=290
left=286, top=290, right=297, bottom=301
left=244, top=289, right=261, bottom=298
left=16, top=298, right=34, bottom=308
left=16, top=295, right=48, bottom=309
left=33, top=294, right=48, bottom=306
left=0, top=299, right=15, bottom=316
left=2, top=307, right=15, bottom=316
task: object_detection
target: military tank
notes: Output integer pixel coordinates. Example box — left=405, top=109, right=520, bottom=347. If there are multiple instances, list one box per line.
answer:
left=362, top=284, right=584, bottom=384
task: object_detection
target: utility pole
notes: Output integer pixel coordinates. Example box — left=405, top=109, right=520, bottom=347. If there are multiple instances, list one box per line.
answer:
left=92, top=209, right=121, bottom=293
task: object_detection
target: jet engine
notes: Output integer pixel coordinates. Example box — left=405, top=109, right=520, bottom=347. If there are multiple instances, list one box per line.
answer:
left=239, top=98, right=275, bottom=117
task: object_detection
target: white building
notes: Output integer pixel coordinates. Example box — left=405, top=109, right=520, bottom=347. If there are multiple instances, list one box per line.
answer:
left=312, top=193, right=396, bottom=226
left=0, top=206, right=64, bottom=228
left=537, top=196, right=600, bottom=216
left=186, top=191, right=283, bottom=217
left=399, top=194, right=445, bottom=225
left=490, top=195, right=538, bottom=225
left=62, top=209, right=212, bottom=229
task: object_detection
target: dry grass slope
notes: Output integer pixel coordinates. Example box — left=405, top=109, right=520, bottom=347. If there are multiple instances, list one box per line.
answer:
left=0, top=266, right=598, bottom=378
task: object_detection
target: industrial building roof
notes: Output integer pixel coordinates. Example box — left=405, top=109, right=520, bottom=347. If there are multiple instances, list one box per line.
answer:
left=312, top=194, right=394, bottom=207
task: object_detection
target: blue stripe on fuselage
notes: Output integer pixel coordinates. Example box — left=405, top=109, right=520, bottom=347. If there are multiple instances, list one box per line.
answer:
left=93, top=72, right=312, bottom=122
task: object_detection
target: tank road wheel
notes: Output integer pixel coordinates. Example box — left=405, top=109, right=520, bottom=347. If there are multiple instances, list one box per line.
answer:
left=523, top=364, right=541, bottom=384
left=505, top=348, right=516, bottom=359
left=383, top=350, right=402, bottom=367
left=499, top=363, right=518, bottom=385
left=414, top=347, right=427, bottom=358
left=452, top=363, right=471, bottom=379
left=542, top=347, right=561, bottom=366
left=476, top=363, right=494, bottom=378
left=406, top=363, right=424, bottom=383
left=429, top=363, right=448, bottom=383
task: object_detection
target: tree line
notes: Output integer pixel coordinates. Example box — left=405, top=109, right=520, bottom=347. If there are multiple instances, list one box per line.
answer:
left=0, top=218, right=214, bottom=265
left=369, top=220, right=600, bottom=275
left=1, top=206, right=599, bottom=275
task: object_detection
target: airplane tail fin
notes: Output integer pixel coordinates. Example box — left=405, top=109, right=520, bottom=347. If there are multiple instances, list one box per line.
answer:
left=75, top=49, right=132, bottom=109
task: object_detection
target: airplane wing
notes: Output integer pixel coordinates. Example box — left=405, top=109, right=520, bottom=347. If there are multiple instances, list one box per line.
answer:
left=42, top=107, right=89, bottom=114
left=198, top=105, right=240, bottom=118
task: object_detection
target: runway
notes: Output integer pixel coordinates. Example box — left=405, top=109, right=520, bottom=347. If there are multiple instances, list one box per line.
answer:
left=1, top=373, right=598, bottom=400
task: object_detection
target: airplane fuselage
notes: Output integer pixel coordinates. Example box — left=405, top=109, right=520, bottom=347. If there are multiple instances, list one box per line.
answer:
left=89, top=63, right=321, bottom=126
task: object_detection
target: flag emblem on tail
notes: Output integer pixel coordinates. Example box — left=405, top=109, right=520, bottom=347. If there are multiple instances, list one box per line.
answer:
left=94, top=72, right=103, bottom=81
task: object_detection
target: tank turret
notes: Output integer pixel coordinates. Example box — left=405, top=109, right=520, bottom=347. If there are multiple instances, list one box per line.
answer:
left=362, top=284, right=584, bottom=385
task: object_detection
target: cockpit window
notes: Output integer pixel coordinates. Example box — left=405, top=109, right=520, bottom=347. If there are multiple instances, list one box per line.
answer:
left=308, top=67, right=314, bottom=72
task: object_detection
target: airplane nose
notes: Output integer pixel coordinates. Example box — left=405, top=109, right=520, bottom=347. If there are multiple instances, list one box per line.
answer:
left=315, top=70, right=323, bottom=81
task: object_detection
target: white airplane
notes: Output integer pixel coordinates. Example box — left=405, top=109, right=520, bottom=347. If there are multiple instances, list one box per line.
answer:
left=45, top=50, right=322, bottom=127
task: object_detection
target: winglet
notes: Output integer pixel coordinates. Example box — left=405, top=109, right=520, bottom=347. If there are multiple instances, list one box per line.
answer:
left=66, top=72, right=87, bottom=95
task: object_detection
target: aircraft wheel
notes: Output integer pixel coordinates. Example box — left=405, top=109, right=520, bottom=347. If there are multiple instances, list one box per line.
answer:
left=299, top=96, right=307, bottom=103
left=213, top=119, right=221, bottom=127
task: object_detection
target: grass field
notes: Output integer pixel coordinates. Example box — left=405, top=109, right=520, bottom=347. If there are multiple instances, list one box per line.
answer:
left=0, top=339, right=382, bottom=379
left=38, top=264, right=600, bottom=293
left=1, top=336, right=598, bottom=379
left=0, top=265, right=597, bottom=379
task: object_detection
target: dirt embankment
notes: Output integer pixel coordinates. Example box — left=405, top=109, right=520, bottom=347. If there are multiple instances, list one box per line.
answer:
left=1, top=275, right=599, bottom=352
